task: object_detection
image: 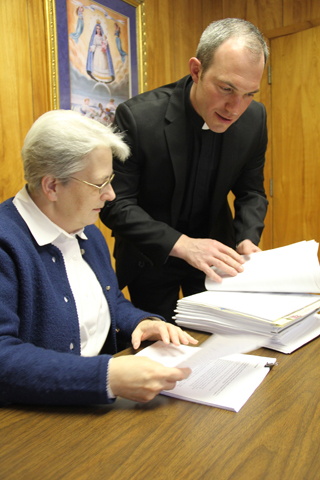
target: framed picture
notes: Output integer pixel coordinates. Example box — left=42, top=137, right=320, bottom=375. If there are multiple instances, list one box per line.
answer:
left=45, top=0, right=146, bottom=124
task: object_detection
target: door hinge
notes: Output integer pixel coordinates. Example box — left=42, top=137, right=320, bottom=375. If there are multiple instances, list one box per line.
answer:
left=268, top=65, right=272, bottom=84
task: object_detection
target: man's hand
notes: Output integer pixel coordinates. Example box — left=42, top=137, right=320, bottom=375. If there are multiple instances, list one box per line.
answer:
left=170, top=234, right=245, bottom=283
left=236, top=239, right=261, bottom=255
left=108, top=356, right=191, bottom=402
left=131, top=319, right=198, bottom=350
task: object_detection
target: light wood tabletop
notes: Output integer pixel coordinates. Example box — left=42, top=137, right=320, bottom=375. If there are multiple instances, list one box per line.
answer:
left=1, top=330, right=320, bottom=480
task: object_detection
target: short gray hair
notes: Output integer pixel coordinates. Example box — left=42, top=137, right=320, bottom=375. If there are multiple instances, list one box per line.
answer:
left=196, top=18, right=269, bottom=76
left=22, top=109, right=130, bottom=191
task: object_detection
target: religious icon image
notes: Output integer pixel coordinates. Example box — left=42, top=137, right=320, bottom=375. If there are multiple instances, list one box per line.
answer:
left=67, top=0, right=130, bottom=125
left=86, top=21, right=115, bottom=83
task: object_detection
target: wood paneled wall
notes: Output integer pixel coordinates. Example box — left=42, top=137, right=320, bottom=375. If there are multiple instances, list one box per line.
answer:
left=1, top=0, right=319, bottom=252
left=0, top=0, right=50, bottom=204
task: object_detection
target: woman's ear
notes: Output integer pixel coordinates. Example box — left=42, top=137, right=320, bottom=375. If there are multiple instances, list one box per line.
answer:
left=41, top=175, right=58, bottom=202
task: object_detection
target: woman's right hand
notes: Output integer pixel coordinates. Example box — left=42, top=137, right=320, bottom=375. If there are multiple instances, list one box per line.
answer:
left=108, top=355, right=191, bottom=402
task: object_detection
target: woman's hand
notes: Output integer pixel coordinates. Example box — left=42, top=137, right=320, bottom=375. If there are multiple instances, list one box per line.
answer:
left=131, top=319, right=198, bottom=350
left=108, top=356, right=191, bottom=402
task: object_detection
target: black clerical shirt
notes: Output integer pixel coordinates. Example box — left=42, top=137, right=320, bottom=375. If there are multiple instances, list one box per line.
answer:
left=176, top=80, right=222, bottom=238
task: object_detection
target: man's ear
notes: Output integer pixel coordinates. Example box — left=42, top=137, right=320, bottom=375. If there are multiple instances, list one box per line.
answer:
left=41, top=175, right=58, bottom=202
left=189, top=57, right=202, bottom=84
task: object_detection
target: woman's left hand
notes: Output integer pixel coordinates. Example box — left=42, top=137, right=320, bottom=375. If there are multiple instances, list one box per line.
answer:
left=131, top=319, right=198, bottom=350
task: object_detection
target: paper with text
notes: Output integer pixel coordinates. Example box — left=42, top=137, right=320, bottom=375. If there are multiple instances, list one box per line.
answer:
left=136, top=339, right=276, bottom=412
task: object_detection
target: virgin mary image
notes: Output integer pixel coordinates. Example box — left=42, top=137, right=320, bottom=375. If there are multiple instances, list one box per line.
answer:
left=86, top=20, right=115, bottom=84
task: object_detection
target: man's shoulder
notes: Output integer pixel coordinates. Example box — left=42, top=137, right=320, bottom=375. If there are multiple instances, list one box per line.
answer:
left=246, top=99, right=266, bottom=117
left=120, top=75, right=189, bottom=109
left=235, top=99, right=266, bottom=129
left=227, top=100, right=267, bottom=151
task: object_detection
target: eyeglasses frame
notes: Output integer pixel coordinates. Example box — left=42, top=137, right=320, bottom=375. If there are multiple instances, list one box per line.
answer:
left=70, top=173, right=115, bottom=194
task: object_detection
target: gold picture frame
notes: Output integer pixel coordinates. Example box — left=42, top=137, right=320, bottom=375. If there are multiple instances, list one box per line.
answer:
left=44, top=0, right=147, bottom=111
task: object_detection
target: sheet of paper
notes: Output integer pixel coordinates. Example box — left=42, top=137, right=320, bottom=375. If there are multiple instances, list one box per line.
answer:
left=174, top=332, right=266, bottom=367
left=205, top=240, right=320, bottom=293
left=136, top=340, right=276, bottom=412
left=165, top=354, right=273, bottom=412
left=136, top=333, right=265, bottom=368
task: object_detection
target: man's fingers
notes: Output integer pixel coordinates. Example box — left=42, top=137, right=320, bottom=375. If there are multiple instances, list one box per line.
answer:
left=213, top=256, right=244, bottom=274
left=204, top=265, right=223, bottom=282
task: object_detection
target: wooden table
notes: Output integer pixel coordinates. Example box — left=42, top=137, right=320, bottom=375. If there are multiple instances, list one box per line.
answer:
left=1, top=331, right=320, bottom=480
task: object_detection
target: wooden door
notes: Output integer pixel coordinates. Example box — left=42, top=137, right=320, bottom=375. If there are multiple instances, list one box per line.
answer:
left=271, top=26, right=320, bottom=253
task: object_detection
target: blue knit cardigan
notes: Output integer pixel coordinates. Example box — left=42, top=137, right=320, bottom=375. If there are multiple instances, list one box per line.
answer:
left=0, top=199, right=160, bottom=406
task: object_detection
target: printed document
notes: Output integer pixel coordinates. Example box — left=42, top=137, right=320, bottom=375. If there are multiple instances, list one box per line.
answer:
left=136, top=336, right=276, bottom=412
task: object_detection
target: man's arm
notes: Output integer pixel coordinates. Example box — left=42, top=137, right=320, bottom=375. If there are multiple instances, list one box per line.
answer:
left=100, top=101, right=182, bottom=266
left=232, top=102, right=269, bottom=247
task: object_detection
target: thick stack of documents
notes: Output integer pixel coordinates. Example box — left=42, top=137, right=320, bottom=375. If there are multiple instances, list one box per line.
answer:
left=175, top=241, right=320, bottom=353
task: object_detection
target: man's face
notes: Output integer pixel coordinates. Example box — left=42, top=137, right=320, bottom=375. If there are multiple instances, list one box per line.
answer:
left=189, top=38, right=265, bottom=133
left=53, top=147, right=115, bottom=234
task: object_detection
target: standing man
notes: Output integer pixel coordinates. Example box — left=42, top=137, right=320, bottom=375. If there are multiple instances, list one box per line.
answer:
left=100, top=18, right=269, bottom=322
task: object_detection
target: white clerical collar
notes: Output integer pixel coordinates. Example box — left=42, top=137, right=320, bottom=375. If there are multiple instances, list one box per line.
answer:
left=202, top=122, right=210, bottom=130
left=13, top=185, right=87, bottom=246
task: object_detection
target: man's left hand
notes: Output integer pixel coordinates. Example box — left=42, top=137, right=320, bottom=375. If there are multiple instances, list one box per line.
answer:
left=236, top=239, right=261, bottom=255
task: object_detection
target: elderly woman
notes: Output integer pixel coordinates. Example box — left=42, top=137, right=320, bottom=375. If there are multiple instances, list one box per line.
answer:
left=0, top=110, right=196, bottom=406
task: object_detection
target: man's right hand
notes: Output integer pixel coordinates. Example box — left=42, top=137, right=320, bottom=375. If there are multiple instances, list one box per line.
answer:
left=170, top=234, right=245, bottom=283
left=108, top=356, right=191, bottom=402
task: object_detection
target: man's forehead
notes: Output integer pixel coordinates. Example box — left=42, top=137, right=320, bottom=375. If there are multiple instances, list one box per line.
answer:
left=203, top=43, right=264, bottom=89
left=210, top=37, right=264, bottom=68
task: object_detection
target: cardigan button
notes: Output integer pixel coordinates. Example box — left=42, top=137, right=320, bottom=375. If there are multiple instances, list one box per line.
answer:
left=80, top=249, right=85, bottom=255
left=52, top=257, right=56, bottom=263
left=64, top=297, right=69, bottom=303
left=106, top=286, right=111, bottom=291
left=70, top=343, right=74, bottom=350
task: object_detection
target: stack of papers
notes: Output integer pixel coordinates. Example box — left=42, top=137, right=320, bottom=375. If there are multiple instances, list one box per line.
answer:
left=136, top=335, right=277, bottom=412
left=175, top=241, right=320, bottom=353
